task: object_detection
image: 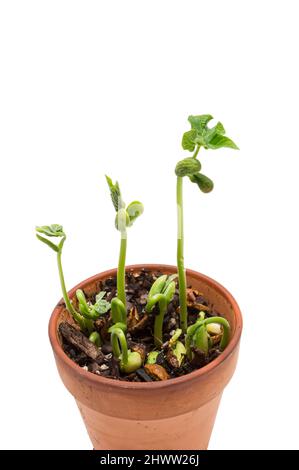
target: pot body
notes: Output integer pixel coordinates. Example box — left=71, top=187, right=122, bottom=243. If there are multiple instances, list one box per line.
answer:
left=49, top=265, right=242, bottom=450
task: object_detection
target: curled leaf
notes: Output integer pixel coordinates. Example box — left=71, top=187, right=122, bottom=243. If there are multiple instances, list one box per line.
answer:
left=89, top=331, right=101, bottom=347
left=93, top=291, right=111, bottom=315
left=36, top=224, right=65, bottom=237
left=175, top=157, right=201, bottom=177
left=182, top=129, right=197, bottom=151
left=126, top=200, right=144, bottom=225
left=189, top=173, right=214, bottom=193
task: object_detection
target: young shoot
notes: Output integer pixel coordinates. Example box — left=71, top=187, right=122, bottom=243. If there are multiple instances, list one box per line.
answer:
left=106, top=176, right=143, bottom=324
left=89, top=331, right=101, bottom=347
left=176, top=115, right=239, bottom=332
left=168, top=328, right=186, bottom=366
left=36, top=225, right=87, bottom=331
left=75, top=289, right=111, bottom=337
left=108, top=324, right=142, bottom=373
left=76, top=289, right=110, bottom=321
left=185, top=313, right=230, bottom=360
left=145, top=274, right=177, bottom=347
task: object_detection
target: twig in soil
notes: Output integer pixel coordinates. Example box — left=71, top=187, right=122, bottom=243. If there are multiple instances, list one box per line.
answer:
left=59, top=322, right=105, bottom=365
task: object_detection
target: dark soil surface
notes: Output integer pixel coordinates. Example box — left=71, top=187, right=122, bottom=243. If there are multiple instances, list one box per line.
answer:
left=60, top=269, right=224, bottom=382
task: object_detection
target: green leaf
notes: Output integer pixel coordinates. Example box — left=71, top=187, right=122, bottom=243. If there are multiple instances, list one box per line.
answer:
left=36, top=234, right=59, bottom=252
left=188, top=115, right=213, bottom=132
left=181, top=129, right=197, bottom=151
left=93, top=291, right=111, bottom=314
left=182, top=114, right=239, bottom=154
left=95, top=291, right=106, bottom=302
left=189, top=173, right=214, bottom=193
left=126, top=200, right=144, bottom=225
left=173, top=340, right=186, bottom=366
left=36, top=224, right=65, bottom=238
left=105, top=175, right=125, bottom=212
left=147, top=351, right=159, bottom=364
left=206, top=134, right=239, bottom=150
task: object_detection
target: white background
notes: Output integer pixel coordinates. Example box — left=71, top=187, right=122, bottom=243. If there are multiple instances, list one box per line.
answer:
left=0, top=0, right=298, bottom=450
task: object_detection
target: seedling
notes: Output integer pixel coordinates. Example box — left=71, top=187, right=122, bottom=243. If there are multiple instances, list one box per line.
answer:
left=76, top=289, right=110, bottom=320
left=108, top=324, right=142, bottom=373
left=176, top=115, right=238, bottom=332
left=169, top=328, right=186, bottom=366
left=145, top=274, right=177, bottom=346
left=36, top=225, right=87, bottom=331
left=37, top=113, right=238, bottom=382
left=106, top=176, right=143, bottom=323
left=185, top=312, right=230, bottom=359
left=89, top=331, right=101, bottom=347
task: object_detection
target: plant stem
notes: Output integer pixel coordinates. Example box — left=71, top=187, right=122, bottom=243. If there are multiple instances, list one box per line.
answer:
left=177, top=176, right=188, bottom=333
left=204, top=317, right=230, bottom=350
left=57, top=242, right=85, bottom=330
left=118, top=231, right=127, bottom=308
left=154, top=297, right=167, bottom=347
left=192, top=145, right=200, bottom=159
left=111, top=297, right=127, bottom=324
left=111, top=328, right=128, bottom=364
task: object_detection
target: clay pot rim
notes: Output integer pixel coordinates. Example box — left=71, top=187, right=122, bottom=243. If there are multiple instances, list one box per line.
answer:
left=49, top=264, right=242, bottom=390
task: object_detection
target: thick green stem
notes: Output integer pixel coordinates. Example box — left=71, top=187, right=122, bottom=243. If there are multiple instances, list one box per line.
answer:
left=111, top=328, right=128, bottom=364
left=154, top=297, right=167, bottom=347
left=177, top=176, right=188, bottom=333
left=118, top=232, right=127, bottom=308
left=192, top=145, right=200, bottom=159
left=111, top=297, right=127, bottom=325
left=57, top=241, right=85, bottom=330
left=204, top=317, right=230, bottom=350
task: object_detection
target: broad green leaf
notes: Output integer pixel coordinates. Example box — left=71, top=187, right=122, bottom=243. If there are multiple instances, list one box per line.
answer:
left=181, top=129, right=197, bottom=151
left=182, top=114, right=238, bottom=154
left=188, top=115, right=213, bottom=132
left=207, top=134, right=239, bottom=150
left=203, top=121, right=226, bottom=143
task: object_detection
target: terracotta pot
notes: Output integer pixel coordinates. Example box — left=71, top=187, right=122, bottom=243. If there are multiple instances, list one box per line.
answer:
left=49, top=264, right=242, bottom=450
